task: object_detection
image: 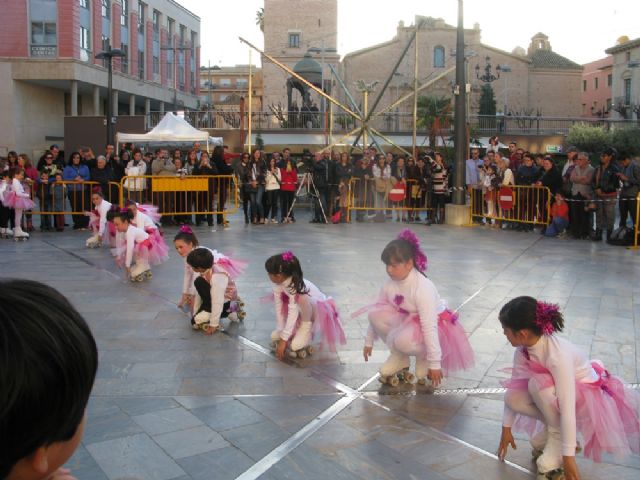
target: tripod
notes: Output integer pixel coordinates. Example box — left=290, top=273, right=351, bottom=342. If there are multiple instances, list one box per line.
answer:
left=286, top=172, right=328, bottom=224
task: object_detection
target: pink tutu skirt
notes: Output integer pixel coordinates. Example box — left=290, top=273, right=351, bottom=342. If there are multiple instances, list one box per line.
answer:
left=88, top=210, right=100, bottom=233
left=312, top=297, right=346, bottom=352
left=3, top=190, right=35, bottom=210
left=143, top=227, right=169, bottom=265
left=137, top=204, right=161, bottom=224
left=355, top=300, right=475, bottom=375
left=215, top=256, right=248, bottom=280
left=502, top=351, right=640, bottom=462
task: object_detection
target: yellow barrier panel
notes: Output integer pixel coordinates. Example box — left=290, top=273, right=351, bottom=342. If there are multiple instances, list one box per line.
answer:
left=470, top=184, right=552, bottom=226
left=630, top=192, right=640, bottom=250
left=119, top=175, right=239, bottom=216
left=27, top=180, right=119, bottom=215
left=347, top=177, right=433, bottom=221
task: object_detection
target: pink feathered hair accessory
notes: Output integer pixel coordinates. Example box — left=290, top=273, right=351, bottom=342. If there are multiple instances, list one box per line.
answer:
left=535, top=301, right=559, bottom=336
left=282, top=251, right=295, bottom=262
left=397, top=229, right=428, bottom=273
left=179, top=225, right=193, bottom=234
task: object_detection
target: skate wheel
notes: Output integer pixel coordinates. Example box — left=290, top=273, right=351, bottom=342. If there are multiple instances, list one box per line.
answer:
left=287, top=349, right=297, bottom=359
left=297, top=349, right=308, bottom=359
left=539, top=469, right=565, bottom=480
left=403, top=372, right=415, bottom=383
left=417, top=378, right=427, bottom=386
left=378, top=375, right=386, bottom=384
left=306, top=345, right=314, bottom=355
left=388, top=375, right=400, bottom=387
left=145, top=271, right=153, bottom=279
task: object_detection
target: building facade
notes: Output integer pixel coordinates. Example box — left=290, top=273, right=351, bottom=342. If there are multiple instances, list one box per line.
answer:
left=340, top=20, right=582, bottom=121
left=199, top=64, right=263, bottom=111
left=0, top=0, right=200, bottom=155
left=580, top=56, right=613, bottom=118
left=262, top=0, right=340, bottom=113
left=605, top=36, right=640, bottom=120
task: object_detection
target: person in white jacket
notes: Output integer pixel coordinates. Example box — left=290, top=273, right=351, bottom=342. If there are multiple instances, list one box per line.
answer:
left=86, top=190, right=113, bottom=248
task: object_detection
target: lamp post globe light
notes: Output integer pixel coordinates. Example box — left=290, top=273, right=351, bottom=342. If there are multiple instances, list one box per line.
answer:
left=475, top=56, right=501, bottom=83
left=95, top=46, right=126, bottom=147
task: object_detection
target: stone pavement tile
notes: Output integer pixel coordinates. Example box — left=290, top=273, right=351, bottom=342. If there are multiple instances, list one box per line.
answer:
left=83, top=410, right=144, bottom=446
left=454, top=395, right=505, bottom=422
left=153, top=425, right=229, bottom=459
left=179, top=377, right=284, bottom=396
left=173, top=395, right=234, bottom=410
left=176, top=361, right=267, bottom=378
left=303, top=419, right=368, bottom=453
left=132, top=407, right=203, bottom=436
left=65, top=444, right=108, bottom=480
left=220, top=418, right=291, bottom=461
left=128, top=361, right=180, bottom=378
left=191, top=398, right=266, bottom=431
left=86, top=433, right=185, bottom=480
left=441, top=453, right=531, bottom=479
left=238, top=394, right=337, bottom=432
left=258, top=444, right=364, bottom=480
left=443, top=414, right=503, bottom=457
left=113, top=396, right=180, bottom=416
left=176, top=446, right=255, bottom=480
left=92, top=377, right=183, bottom=396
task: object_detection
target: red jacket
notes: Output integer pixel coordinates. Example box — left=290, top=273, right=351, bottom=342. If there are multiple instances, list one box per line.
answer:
left=279, top=167, right=298, bottom=192
left=551, top=202, right=569, bottom=221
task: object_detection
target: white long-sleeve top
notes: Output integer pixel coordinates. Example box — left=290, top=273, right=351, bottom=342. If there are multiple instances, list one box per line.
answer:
left=0, top=179, right=7, bottom=203
left=501, top=168, right=514, bottom=186
left=124, top=225, right=150, bottom=268
left=133, top=210, right=156, bottom=230
left=273, top=277, right=324, bottom=341
left=502, top=335, right=598, bottom=456
left=366, top=268, right=442, bottom=369
left=95, top=199, right=112, bottom=237
left=11, top=178, right=30, bottom=198
left=182, top=247, right=226, bottom=295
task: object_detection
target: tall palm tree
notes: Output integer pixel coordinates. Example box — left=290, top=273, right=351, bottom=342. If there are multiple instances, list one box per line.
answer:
left=417, top=95, right=451, bottom=150
left=256, top=7, right=264, bottom=32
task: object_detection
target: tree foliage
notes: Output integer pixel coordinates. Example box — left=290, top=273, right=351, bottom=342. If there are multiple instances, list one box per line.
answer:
left=478, top=84, right=496, bottom=116
left=256, top=7, right=264, bottom=32
left=566, top=124, right=640, bottom=156
left=417, top=95, right=451, bottom=150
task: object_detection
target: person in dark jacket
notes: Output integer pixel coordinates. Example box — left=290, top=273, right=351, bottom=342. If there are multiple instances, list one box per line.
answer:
left=211, top=145, right=234, bottom=227
left=90, top=156, right=115, bottom=203
left=515, top=153, right=539, bottom=230
left=311, top=152, right=329, bottom=223
left=352, top=156, right=372, bottom=222
left=235, top=153, right=251, bottom=224
left=591, top=147, right=620, bottom=241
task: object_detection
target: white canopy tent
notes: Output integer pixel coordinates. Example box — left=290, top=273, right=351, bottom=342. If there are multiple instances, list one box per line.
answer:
left=116, top=112, right=222, bottom=151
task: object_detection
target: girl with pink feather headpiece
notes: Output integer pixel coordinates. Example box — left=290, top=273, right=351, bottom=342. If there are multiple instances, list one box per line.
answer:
left=354, top=229, right=474, bottom=388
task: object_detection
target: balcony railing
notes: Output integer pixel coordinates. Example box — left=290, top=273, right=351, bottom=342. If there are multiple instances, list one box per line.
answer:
left=147, top=110, right=640, bottom=135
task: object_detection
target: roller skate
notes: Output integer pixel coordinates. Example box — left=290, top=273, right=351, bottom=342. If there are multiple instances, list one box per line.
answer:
left=13, top=226, right=29, bottom=241
left=287, top=344, right=314, bottom=359
left=129, top=262, right=152, bottom=282
left=535, top=427, right=564, bottom=480
left=0, top=228, right=9, bottom=239
left=227, top=297, right=246, bottom=322
left=415, top=355, right=432, bottom=387
left=192, top=310, right=211, bottom=331
left=378, top=351, right=412, bottom=387
left=86, top=234, right=102, bottom=248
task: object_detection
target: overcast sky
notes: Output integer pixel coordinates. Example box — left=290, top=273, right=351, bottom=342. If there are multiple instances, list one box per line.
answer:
left=178, top=0, right=639, bottom=67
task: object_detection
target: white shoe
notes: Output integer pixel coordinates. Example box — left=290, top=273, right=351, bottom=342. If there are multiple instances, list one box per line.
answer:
left=536, top=427, right=562, bottom=474
left=14, top=227, right=29, bottom=238
left=5, top=228, right=13, bottom=236
left=228, top=312, right=238, bottom=322
left=193, top=310, right=210, bottom=325
left=379, top=351, right=410, bottom=377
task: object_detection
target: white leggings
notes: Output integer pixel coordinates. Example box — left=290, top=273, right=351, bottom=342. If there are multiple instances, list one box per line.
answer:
left=504, top=377, right=559, bottom=428
left=272, top=294, right=314, bottom=351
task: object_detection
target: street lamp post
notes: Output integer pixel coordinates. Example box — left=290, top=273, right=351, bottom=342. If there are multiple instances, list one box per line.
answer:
left=453, top=0, right=467, bottom=206
left=96, top=46, right=126, bottom=147
left=498, top=65, right=511, bottom=114
left=475, top=56, right=501, bottom=83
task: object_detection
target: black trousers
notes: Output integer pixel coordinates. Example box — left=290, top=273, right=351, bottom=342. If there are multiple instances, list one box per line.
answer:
left=569, top=193, right=591, bottom=238
left=193, top=276, right=230, bottom=320
left=619, top=195, right=638, bottom=229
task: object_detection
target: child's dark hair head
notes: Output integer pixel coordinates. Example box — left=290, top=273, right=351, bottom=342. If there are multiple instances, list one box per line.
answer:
left=186, top=247, right=214, bottom=270
left=381, top=230, right=428, bottom=273
left=0, top=280, right=98, bottom=478
left=173, top=226, right=199, bottom=247
left=265, top=252, right=309, bottom=295
left=499, top=296, right=564, bottom=336
left=111, top=209, right=133, bottom=223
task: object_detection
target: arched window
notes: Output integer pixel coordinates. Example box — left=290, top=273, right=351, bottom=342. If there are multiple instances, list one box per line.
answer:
left=433, top=46, right=445, bottom=68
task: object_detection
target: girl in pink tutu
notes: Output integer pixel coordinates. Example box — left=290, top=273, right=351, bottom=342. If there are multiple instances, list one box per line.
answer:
left=124, top=200, right=168, bottom=262
left=497, top=296, right=640, bottom=479
left=265, top=251, right=346, bottom=361
left=110, top=209, right=168, bottom=281
left=183, top=243, right=247, bottom=334
left=356, top=229, right=474, bottom=387
left=3, top=168, right=36, bottom=240
left=86, top=190, right=114, bottom=248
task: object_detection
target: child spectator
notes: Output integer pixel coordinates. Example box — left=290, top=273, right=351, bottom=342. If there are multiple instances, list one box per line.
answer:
left=543, top=192, right=569, bottom=237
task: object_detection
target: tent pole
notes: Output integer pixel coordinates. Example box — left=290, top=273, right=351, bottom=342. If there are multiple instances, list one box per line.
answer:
left=248, top=50, right=253, bottom=154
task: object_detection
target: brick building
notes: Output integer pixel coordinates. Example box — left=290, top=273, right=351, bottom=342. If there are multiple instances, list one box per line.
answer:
left=339, top=21, right=583, bottom=119
left=0, top=0, right=200, bottom=155
left=605, top=36, right=640, bottom=120
left=580, top=56, right=613, bottom=118
left=262, top=0, right=340, bottom=113
left=199, top=64, right=263, bottom=110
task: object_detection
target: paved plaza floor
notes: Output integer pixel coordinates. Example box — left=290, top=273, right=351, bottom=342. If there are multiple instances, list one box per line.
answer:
left=1, top=211, right=639, bottom=479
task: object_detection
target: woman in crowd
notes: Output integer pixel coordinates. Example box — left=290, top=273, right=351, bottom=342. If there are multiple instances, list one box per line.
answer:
left=62, top=152, right=91, bottom=230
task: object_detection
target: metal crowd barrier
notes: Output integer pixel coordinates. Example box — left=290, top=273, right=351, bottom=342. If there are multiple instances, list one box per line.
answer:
left=28, top=180, right=121, bottom=214
left=119, top=175, right=239, bottom=216
left=469, top=184, right=552, bottom=226
left=631, top=192, right=640, bottom=250
left=347, top=178, right=433, bottom=219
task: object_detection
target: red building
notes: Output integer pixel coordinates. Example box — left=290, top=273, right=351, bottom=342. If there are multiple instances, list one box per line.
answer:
left=581, top=56, right=613, bottom=117
left=0, top=0, right=200, bottom=154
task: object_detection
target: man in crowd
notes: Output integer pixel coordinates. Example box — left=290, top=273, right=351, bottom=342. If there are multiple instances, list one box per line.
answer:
left=311, top=152, right=329, bottom=223
left=465, top=148, right=484, bottom=219
left=569, top=152, right=594, bottom=239
left=616, top=151, right=640, bottom=233
left=591, top=147, right=620, bottom=241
